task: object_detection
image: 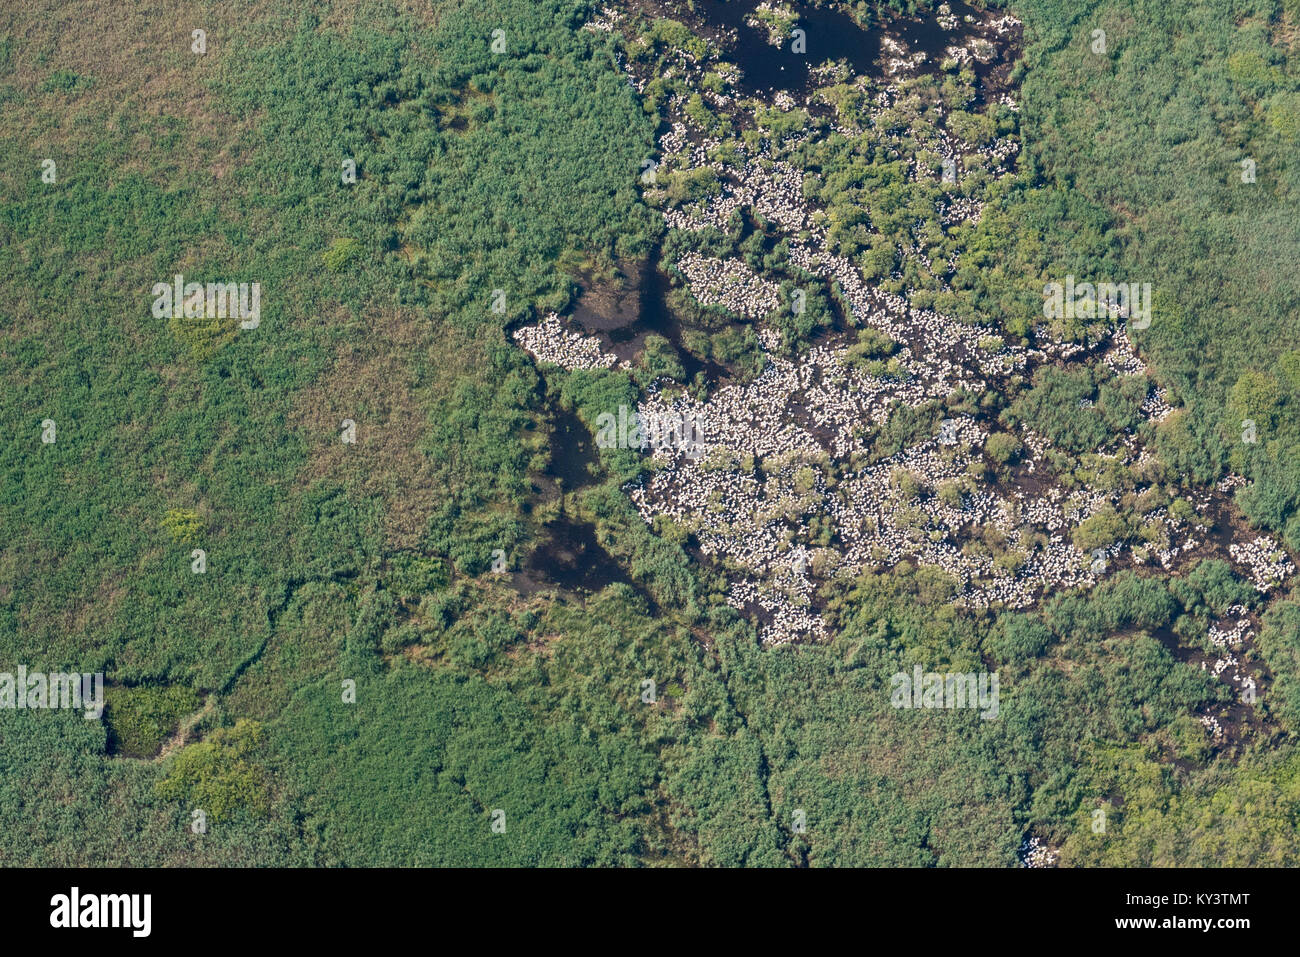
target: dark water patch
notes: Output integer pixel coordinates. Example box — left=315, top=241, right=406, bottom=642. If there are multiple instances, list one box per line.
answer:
left=695, top=0, right=1016, bottom=98
left=520, top=517, right=632, bottom=594
left=569, top=251, right=735, bottom=387
left=508, top=515, right=662, bottom=613
left=547, top=401, right=600, bottom=490
left=1150, top=623, right=1197, bottom=664
left=570, top=261, right=644, bottom=333
left=641, top=255, right=736, bottom=383
left=697, top=0, right=878, bottom=96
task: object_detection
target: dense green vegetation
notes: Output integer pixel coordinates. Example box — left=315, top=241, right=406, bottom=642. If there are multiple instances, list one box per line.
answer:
left=964, top=0, right=1300, bottom=557
left=104, top=684, right=204, bottom=758
left=1, top=0, right=1299, bottom=867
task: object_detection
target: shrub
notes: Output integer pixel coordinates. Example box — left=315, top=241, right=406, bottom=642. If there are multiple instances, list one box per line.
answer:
left=985, top=432, right=1023, bottom=465
left=322, top=237, right=363, bottom=272
left=105, top=685, right=203, bottom=757
left=156, top=720, right=270, bottom=820
left=1073, top=506, right=1129, bottom=552
left=161, top=508, right=203, bottom=546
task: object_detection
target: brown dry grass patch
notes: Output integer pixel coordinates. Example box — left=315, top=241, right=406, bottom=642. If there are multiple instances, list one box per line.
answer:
left=290, top=305, right=451, bottom=549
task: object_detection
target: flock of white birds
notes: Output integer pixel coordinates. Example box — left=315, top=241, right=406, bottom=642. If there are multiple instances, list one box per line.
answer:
left=515, top=3, right=1297, bottom=651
